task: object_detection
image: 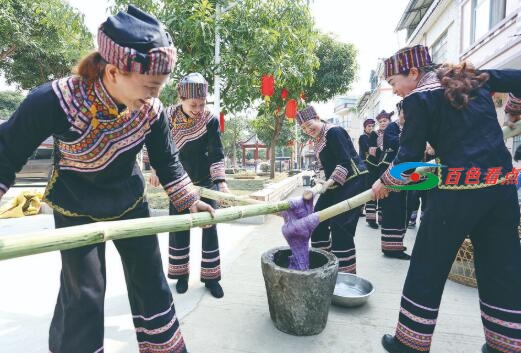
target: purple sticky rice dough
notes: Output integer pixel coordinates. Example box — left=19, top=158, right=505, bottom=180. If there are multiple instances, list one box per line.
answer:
left=281, top=196, right=320, bottom=270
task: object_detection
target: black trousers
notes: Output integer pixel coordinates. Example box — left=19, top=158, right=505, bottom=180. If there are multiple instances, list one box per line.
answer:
left=407, top=189, right=429, bottom=221
left=380, top=190, right=408, bottom=253
left=311, top=176, right=365, bottom=273
left=393, top=185, right=521, bottom=352
left=50, top=203, right=187, bottom=353
left=365, top=166, right=380, bottom=223
left=168, top=182, right=220, bottom=282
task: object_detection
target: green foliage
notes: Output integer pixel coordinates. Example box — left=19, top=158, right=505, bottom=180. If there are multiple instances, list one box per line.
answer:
left=305, top=34, right=358, bottom=103
left=0, top=0, right=94, bottom=90
left=219, top=0, right=319, bottom=113
left=0, top=90, right=24, bottom=119
left=113, top=0, right=319, bottom=113
left=111, top=0, right=357, bottom=177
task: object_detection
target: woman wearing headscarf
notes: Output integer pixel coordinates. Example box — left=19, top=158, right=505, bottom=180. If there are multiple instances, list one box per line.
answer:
left=378, top=101, right=411, bottom=260
left=297, top=105, right=368, bottom=273
left=150, top=73, right=228, bottom=298
left=359, top=118, right=380, bottom=229
left=373, top=44, right=521, bottom=353
left=0, top=6, right=213, bottom=353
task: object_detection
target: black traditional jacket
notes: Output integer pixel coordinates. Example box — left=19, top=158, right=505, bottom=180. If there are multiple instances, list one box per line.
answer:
left=0, top=77, right=197, bottom=220
left=315, top=124, right=368, bottom=186
left=380, top=121, right=401, bottom=166
left=381, top=70, right=521, bottom=189
left=358, top=131, right=380, bottom=168
left=166, top=105, right=225, bottom=186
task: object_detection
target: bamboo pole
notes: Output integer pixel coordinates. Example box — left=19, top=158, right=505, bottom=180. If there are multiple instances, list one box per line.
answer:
left=0, top=200, right=292, bottom=261
left=316, top=190, right=373, bottom=222
left=2, top=121, right=519, bottom=262
left=195, top=187, right=263, bottom=205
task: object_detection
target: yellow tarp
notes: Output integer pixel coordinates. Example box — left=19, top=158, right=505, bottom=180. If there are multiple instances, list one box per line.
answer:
left=0, top=191, right=44, bottom=218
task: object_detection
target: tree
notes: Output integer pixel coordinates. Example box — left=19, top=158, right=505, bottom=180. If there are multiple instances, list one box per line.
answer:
left=252, top=33, right=358, bottom=176
left=0, top=90, right=24, bottom=119
left=0, top=0, right=94, bottom=90
left=220, top=114, right=249, bottom=167
left=305, top=34, right=358, bottom=103
left=113, top=0, right=320, bottom=178
left=227, top=0, right=319, bottom=178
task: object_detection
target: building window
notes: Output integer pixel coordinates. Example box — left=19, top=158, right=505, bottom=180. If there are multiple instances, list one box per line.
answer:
left=462, top=0, right=507, bottom=49
left=431, top=30, right=448, bottom=63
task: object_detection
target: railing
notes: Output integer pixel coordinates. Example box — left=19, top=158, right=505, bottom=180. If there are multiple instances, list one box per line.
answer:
left=334, top=102, right=352, bottom=113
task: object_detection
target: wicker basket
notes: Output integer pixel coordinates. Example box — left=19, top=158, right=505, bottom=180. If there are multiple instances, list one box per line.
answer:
left=448, top=239, right=477, bottom=288
left=449, top=228, right=521, bottom=288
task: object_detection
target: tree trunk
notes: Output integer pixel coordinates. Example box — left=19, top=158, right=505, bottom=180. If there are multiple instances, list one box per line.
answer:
left=269, top=112, right=283, bottom=179
left=0, top=45, right=17, bottom=61
left=298, top=143, right=304, bottom=169
left=270, top=144, right=276, bottom=179
left=232, top=143, right=237, bottom=167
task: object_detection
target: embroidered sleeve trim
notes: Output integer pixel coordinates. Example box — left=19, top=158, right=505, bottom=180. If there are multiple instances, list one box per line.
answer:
left=164, top=174, right=199, bottom=211
left=331, top=165, right=348, bottom=185
left=380, top=162, right=407, bottom=186
left=210, top=161, right=226, bottom=182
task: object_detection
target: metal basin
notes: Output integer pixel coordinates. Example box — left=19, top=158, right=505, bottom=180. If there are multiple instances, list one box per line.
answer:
left=332, top=273, right=375, bottom=307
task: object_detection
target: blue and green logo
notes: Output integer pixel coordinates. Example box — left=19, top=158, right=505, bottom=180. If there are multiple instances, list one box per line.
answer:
left=387, top=162, right=445, bottom=190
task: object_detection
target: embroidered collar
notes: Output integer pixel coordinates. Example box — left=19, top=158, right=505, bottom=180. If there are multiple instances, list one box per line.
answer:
left=52, top=75, right=161, bottom=133
left=167, top=104, right=211, bottom=150
left=171, top=105, right=196, bottom=128
left=314, top=123, right=333, bottom=156
left=407, top=71, right=443, bottom=97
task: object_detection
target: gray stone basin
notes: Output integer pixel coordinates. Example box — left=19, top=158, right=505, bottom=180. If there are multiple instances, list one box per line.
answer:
left=261, top=246, right=338, bottom=336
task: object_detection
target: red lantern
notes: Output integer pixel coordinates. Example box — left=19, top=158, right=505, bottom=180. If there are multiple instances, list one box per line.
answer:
left=261, top=74, right=274, bottom=102
left=219, top=112, right=225, bottom=132
left=281, top=88, right=288, bottom=101
left=285, top=99, right=297, bottom=119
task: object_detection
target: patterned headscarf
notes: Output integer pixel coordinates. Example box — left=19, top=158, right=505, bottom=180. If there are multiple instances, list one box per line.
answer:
left=177, top=73, right=208, bottom=99
left=296, top=106, right=318, bottom=125
left=98, top=5, right=176, bottom=75
left=505, top=93, right=521, bottom=115
left=363, top=118, right=375, bottom=128
left=384, top=45, right=433, bottom=79
left=375, top=110, right=394, bottom=121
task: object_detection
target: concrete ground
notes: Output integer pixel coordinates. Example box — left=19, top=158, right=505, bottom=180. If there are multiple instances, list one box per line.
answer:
left=0, top=186, right=484, bottom=353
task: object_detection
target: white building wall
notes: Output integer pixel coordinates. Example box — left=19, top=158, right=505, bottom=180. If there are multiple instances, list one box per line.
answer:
left=407, top=0, right=460, bottom=63
left=459, top=1, right=521, bottom=159
left=400, top=0, right=521, bottom=162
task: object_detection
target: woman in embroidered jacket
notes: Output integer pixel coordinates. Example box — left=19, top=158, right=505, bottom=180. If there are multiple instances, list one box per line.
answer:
left=378, top=101, right=411, bottom=260
left=297, top=106, right=368, bottom=274
left=358, top=118, right=380, bottom=229
left=373, top=45, right=521, bottom=353
left=0, top=6, right=214, bottom=353
left=150, top=73, right=228, bottom=298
